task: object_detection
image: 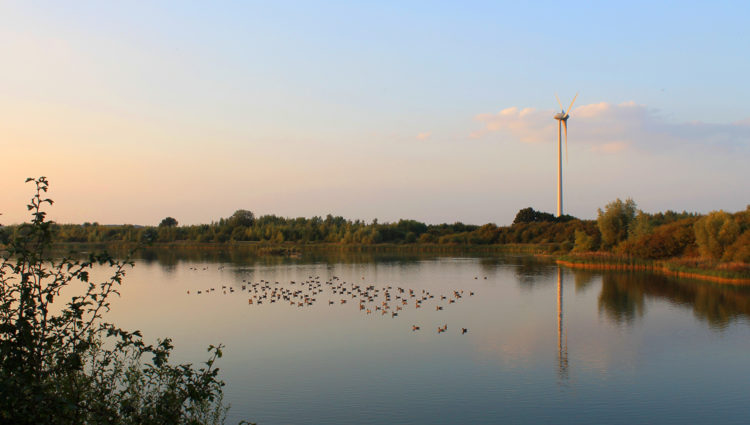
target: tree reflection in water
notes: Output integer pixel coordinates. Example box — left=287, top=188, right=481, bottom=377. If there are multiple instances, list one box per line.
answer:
left=512, top=256, right=556, bottom=289
left=585, top=269, right=750, bottom=328
left=597, top=273, right=646, bottom=324
left=118, top=246, right=750, bottom=330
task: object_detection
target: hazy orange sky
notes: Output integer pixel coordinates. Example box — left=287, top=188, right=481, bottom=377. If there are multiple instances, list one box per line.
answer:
left=2, top=2, right=749, bottom=226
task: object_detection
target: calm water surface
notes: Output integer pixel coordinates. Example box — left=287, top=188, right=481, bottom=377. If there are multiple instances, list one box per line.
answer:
left=104, top=251, right=750, bottom=424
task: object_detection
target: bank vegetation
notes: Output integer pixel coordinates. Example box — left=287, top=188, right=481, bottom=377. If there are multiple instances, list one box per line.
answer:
left=2, top=198, right=748, bottom=281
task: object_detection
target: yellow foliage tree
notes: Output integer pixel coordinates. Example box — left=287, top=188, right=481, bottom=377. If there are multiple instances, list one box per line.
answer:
left=693, top=211, right=740, bottom=260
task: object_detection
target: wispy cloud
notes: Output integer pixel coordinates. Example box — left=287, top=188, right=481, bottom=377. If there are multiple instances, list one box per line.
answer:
left=473, top=102, right=750, bottom=152
left=591, top=141, right=628, bottom=153
left=416, top=132, right=431, bottom=140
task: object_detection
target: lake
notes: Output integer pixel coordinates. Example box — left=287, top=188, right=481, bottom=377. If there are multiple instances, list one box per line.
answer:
left=104, top=250, right=750, bottom=424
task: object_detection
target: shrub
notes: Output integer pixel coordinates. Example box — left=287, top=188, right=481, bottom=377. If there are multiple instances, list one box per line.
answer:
left=0, top=178, right=237, bottom=424
left=573, top=229, right=599, bottom=252
left=619, top=217, right=697, bottom=259
left=723, top=231, right=750, bottom=262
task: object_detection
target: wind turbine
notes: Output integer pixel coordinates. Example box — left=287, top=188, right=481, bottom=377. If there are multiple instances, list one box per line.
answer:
left=553, top=93, right=578, bottom=217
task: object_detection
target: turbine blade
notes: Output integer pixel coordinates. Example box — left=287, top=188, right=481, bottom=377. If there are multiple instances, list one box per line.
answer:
left=566, top=92, right=579, bottom=116
left=555, top=93, right=563, bottom=111
left=563, top=120, right=568, bottom=163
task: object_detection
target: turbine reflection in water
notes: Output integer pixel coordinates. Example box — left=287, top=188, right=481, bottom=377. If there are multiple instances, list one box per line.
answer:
left=557, top=266, right=569, bottom=382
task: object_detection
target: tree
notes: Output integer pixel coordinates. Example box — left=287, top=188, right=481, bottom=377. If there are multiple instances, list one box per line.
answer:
left=513, top=207, right=556, bottom=224
left=159, top=216, right=178, bottom=227
left=0, top=178, right=236, bottom=424
left=597, top=198, right=637, bottom=249
left=227, top=210, right=255, bottom=228
left=231, top=225, right=249, bottom=241
left=572, top=229, right=599, bottom=252
left=620, top=217, right=697, bottom=259
left=628, top=210, right=652, bottom=240
left=694, top=210, right=740, bottom=260
left=723, top=232, right=750, bottom=262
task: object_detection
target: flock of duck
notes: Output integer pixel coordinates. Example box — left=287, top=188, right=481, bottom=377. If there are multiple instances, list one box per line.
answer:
left=187, top=271, right=480, bottom=335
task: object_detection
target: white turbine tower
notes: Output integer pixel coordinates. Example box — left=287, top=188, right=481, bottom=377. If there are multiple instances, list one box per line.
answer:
left=553, top=93, right=578, bottom=217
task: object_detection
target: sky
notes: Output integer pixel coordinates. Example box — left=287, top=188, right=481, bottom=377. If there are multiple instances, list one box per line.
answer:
left=2, top=1, right=749, bottom=226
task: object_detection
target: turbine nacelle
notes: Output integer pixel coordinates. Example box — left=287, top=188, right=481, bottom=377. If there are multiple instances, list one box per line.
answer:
left=554, top=112, right=568, bottom=121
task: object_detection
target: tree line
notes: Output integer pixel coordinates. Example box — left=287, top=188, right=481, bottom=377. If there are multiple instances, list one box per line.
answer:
left=580, top=198, right=750, bottom=263
left=2, top=202, right=748, bottom=263
left=1, top=209, right=587, bottom=246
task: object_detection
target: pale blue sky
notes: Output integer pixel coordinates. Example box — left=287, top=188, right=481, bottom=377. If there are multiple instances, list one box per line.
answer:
left=2, top=1, right=749, bottom=225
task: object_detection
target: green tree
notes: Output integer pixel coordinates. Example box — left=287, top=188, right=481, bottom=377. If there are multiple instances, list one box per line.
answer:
left=694, top=210, right=740, bottom=260
left=513, top=207, right=556, bottom=224
left=227, top=210, right=255, bottom=228
left=159, top=216, right=178, bottom=227
left=628, top=210, right=652, bottom=240
left=231, top=225, right=248, bottom=241
left=597, top=198, right=637, bottom=249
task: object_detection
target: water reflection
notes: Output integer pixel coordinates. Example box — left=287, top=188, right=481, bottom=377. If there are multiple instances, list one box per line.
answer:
left=557, top=267, right=568, bottom=382
left=598, top=273, right=646, bottom=324
left=572, top=269, right=597, bottom=293
left=104, top=252, right=750, bottom=424
left=135, top=246, right=449, bottom=269
left=565, top=269, right=750, bottom=328
left=512, top=256, right=556, bottom=288
left=133, top=247, right=750, bottom=330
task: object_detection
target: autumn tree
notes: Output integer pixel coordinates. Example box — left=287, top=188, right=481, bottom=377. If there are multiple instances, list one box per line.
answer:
left=573, top=229, right=599, bottom=252
left=693, top=211, right=740, bottom=260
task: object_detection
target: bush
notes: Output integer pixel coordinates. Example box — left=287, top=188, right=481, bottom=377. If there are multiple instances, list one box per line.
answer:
left=619, top=217, right=697, bottom=259
left=0, top=178, right=238, bottom=424
left=573, top=229, right=599, bottom=252
left=723, top=231, right=750, bottom=262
